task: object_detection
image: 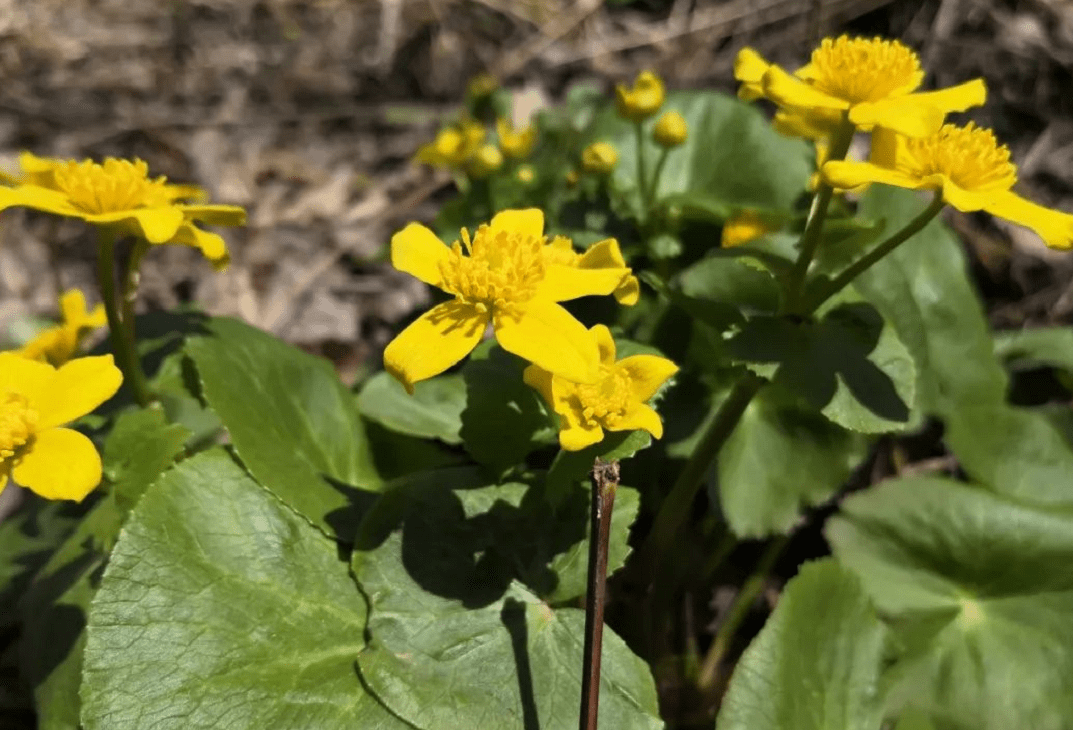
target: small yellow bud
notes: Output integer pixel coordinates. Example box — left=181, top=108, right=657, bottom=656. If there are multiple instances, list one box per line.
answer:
left=496, top=119, right=538, bottom=159
left=516, top=164, right=536, bottom=184
left=615, top=71, right=665, bottom=122
left=467, top=73, right=498, bottom=100
left=721, top=210, right=778, bottom=248
left=565, top=169, right=580, bottom=187
left=468, top=144, right=503, bottom=178
left=581, top=142, right=618, bottom=175
left=653, top=111, right=688, bottom=148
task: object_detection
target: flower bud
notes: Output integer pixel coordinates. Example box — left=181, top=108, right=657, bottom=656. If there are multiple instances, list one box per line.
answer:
left=468, top=144, right=503, bottom=178
left=653, top=111, right=688, bottom=148
left=581, top=142, right=618, bottom=175
left=615, top=71, right=665, bottom=122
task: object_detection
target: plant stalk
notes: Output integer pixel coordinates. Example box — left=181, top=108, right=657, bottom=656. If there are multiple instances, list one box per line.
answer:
left=96, top=229, right=151, bottom=407
left=579, top=458, right=619, bottom=730
left=646, top=147, right=669, bottom=213
left=634, top=121, right=650, bottom=222
left=638, top=372, right=765, bottom=567
left=696, top=534, right=789, bottom=691
left=784, top=119, right=856, bottom=313
left=802, top=192, right=945, bottom=313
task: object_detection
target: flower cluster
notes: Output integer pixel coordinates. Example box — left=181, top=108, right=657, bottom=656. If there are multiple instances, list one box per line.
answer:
left=415, top=114, right=539, bottom=180
left=16, top=289, right=106, bottom=367
left=735, top=35, right=1073, bottom=249
left=384, top=208, right=674, bottom=450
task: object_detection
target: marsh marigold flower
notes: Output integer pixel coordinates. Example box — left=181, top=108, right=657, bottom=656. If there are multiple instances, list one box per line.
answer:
left=582, top=143, right=618, bottom=175
left=385, top=209, right=636, bottom=393
left=542, top=236, right=640, bottom=305
left=414, top=120, right=486, bottom=170
left=735, top=37, right=986, bottom=138
left=496, top=119, right=537, bottom=159
left=653, top=111, right=688, bottom=148
left=616, top=71, right=665, bottom=122
left=823, top=123, right=1073, bottom=249
left=0, top=352, right=122, bottom=501
left=0, top=154, right=245, bottom=270
left=721, top=210, right=780, bottom=248
left=469, top=144, right=504, bottom=178
left=524, top=325, right=677, bottom=451
left=17, top=289, right=106, bottom=367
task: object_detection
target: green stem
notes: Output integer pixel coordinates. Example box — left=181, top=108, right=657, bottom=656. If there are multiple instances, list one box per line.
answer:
left=579, top=459, right=619, bottom=730
left=784, top=119, right=856, bottom=313
left=647, top=147, right=669, bottom=214
left=639, top=372, right=765, bottom=566
left=802, top=192, right=945, bottom=314
left=634, top=121, right=650, bottom=222
left=96, top=229, right=151, bottom=407
left=696, top=534, right=789, bottom=691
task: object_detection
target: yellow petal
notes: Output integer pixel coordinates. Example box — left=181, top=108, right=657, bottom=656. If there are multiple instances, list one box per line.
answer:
left=939, top=178, right=994, bottom=212
left=589, top=324, right=617, bottom=366
left=762, top=66, right=849, bottom=113
left=391, top=223, right=450, bottom=288
left=167, top=223, right=231, bottom=270
left=12, top=427, right=102, bottom=502
left=538, top=264, right=628, bottom=302
left=911, top=79, right=987, bottom=115
left=610, top=403, right=664, bottom=439
left=90, top=208, right=185, bottom=243
left=559, top=418, right=604, bottom=451
left=180, top=204, right=247, bottom=226
left=849, top=97, right=945, bottom=137
left=34, top=355, right=123, bottom=429
left=522, top=364, right=555, bottom=407
left=578, top=239, right=627, bottom=269
left=59, top=290, right=88, bottom=324
left=984, top=191, right=1073, bottom=250
left=494, top=299, right=600, bottom=384
left=384, top=300, right=489, bottom=394
left=489, top=209, right=544, bottom=239
left=868, top=127, right=900, bottom=168
left=0, top=185, right=80, bottom=217
left=613, top=275, right=640, bottom=305
left=0, top=352, right=54, bottom=402
left=619, top=354, right=678, bottom=402
left=822, top=160, right=927, bottom=192
left=734, top=47, right=770, bottom=85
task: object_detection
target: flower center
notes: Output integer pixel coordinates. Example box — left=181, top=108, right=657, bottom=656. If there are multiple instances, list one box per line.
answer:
left=439, top=225, right=547, bottom=317
left=52, top=158, right=173, bottom=214
left=0, top=392, right=37, bottom=462
left=573, top=365, right=631, bottom=427
left=900, top=123, right=1017, bottom=191
left=807, top=36, right=923, bottom=104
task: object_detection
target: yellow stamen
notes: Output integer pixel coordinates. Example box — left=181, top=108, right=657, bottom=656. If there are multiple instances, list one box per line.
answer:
left=52, top=158, right=172, bottom=214
left=439, top=224, right=547, bottom=317
left=899, top=122, right=1017, bottom=192
left=0, top=392, right=37, bottom=462
left=572, top=365, right=631, bottom=427
left=808, top=36, right=923, bottom=104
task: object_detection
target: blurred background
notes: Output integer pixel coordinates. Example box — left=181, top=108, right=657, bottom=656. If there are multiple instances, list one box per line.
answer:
left=1, top=0, right=1072, bottom=379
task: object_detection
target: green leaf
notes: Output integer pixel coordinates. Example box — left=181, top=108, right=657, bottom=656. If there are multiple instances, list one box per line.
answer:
left=101, top=405, right=190, bottom=512
left=586, top=90, right=812, bottom=216
left=994, top=326, right=1073, bottom=378
left=827, top=477, right=1073, bottom=730
left=352, top=478, right=661, bottom=729
left=717, top=559, right=887, bottom=730
left=357, top=371, right=466, bottom=444
left=729, top=301, right=916, bottom=433
left=678, top=254, right=782, bottom=313
left=187, top=316, right=381, bottom=540
left=851, top=187, right=1007, bottom=416
left=944, top=403, right=1073, bottom=506
left=149, top=351, right=221, bottom=449
left=81, top=450, right=407, bottom=730
left=459, top=343, right=557, bottom=474
left=718, top=387, right=868, bottom=537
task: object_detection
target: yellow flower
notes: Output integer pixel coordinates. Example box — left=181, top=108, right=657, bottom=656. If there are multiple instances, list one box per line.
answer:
left=721, top=210, right=780, bottom=248
left=516, top=165, right=536, bottom=184
left=467, top=73, right=499, bottom=100
left=541, top=236, right=639, bottom=305
left=0, top=352, right=122, bottom=501
left=385, top=209, right=636, bottom=393
left=0, top=156, right=245, bottom=270
left=735, top=37, right=986, bottom=137
left=523, top=325, right=677, bottom=451
left=17, top=289, right=107, bottom=367
left=823, top=123, right=1073, bottom=249
left=581, top=142, right=618, bottom=175
left=496, top=119, right=537, bottom=159
left=414, top=120, right=486, bottom=169
left=653, top=111, right=688, bottom=148
left=615, top=71, right=665, bottom=122
left=469, top=144, right=504, bottom=178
